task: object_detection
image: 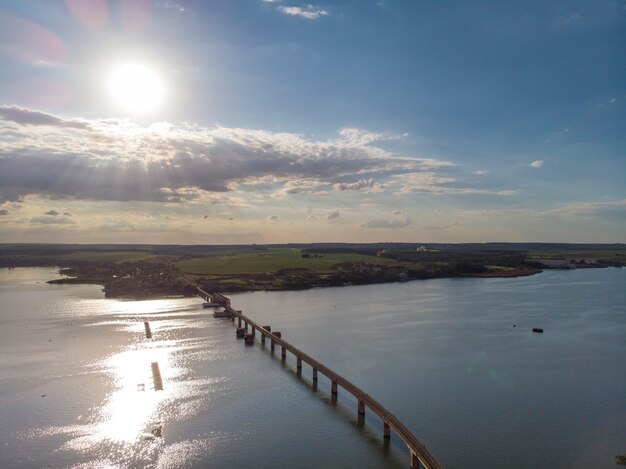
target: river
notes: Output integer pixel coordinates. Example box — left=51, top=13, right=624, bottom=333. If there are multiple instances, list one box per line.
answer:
left=0, top=267, right=624, bottom=468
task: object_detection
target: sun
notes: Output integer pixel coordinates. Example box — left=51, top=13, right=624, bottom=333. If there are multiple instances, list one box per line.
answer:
left=108, top=63, right=164, bottom=114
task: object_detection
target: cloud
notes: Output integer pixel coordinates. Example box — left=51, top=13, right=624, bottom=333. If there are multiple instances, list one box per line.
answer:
left=362, top=217, right=411, bottom=229
left=268, top=214, right=279, bottom=220
left=530, top=160, right=544, bottom=168
left=423, top=220, right=460, bottom=231
left=31, top=216, right=75, bottom=224
left=325, top=209, right=340, bottom=220
left=0, top=107, right=460, bottom=204
left=277, top=5, right=328, bottom=19
left=45, top=209, right=60, bottom=216
left=0, top=209, right=8, bottom=216
left=333, top=178, right=385, bottom=192
left=0, top=105, right=90, bottom=129
left=338, top=128, right=406, bottom=146
left=393, top=172, right=515, bottom=196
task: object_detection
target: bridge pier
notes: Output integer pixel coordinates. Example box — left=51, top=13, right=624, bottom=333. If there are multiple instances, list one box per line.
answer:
left=271, top=339, right=275, bottom=352
left=281, top=346, right=287, bottom=360
left=383, top=421, right=390, bottom=439
left=410, top=451, right=424, bottom=469
left=331, top=380, right=338, bottom=396
left=238, top=317, right=242, bottom=328
left=297, top=357, right=302, bottom=370
left=262, top=326, right=271, bottom=345
left=358, top=400, right=365, bottom=416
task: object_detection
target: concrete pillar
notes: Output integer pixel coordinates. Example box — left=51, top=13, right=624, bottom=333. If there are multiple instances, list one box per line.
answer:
left=252, top=328, right=255, bottom=338
left=297, top=357, right=302, bottom=370
left=271, top=339, right=275, bottom=352
left=238, top=317, right=242, bottom=327
left=313, top=368, right=318, bottom=382
left=244, top=322, right=248, bottom=332
left=144, top=321, right=152, bottom=339
left=410, top=452, right=421, bottom=469
left=358, top=400, right=365, bottom=415
left=281, top=346, right=287, bottom=360
left=261, top=326, right=270, bottom=345
left=331, top=381, right=338, bottom=395
left=383, top=422, right=390, bottom=439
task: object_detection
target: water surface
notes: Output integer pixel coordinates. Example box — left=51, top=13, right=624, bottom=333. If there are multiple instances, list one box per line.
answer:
left=1, top=267, right=625, bottom=468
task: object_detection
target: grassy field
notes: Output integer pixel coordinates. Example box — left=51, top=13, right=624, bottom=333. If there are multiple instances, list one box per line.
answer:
left=8, top=251, right=159, bottom=264
left=528, top=250, right=626, bottom=262
left=177, top=247, right=395, bottom=274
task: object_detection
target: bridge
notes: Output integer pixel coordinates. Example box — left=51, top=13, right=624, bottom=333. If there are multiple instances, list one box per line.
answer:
left=191, top=285, right=443, bottom=469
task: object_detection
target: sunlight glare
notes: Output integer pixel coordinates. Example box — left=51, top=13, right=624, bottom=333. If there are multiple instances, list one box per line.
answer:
left=108, top=63, right=164, bottom=114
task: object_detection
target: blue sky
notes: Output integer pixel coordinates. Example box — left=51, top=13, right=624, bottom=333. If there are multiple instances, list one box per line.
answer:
left=0, top=0, right=624, bottom=243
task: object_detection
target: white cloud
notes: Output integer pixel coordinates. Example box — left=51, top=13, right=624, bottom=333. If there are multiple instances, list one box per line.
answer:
left=0, top=106, right=461, bottom=204
left=333, top=178, right=385, bottom=192
left=277, top=5, right=329, bottom=19
left=530, top=160, right=544, bottom=168
left=362, top=215, right=411, bottom=229
left=393, top=172, right=515, bottom=196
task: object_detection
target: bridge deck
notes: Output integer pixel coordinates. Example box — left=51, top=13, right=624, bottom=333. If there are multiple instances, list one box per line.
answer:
left=229, top=307, right=443, bottom=469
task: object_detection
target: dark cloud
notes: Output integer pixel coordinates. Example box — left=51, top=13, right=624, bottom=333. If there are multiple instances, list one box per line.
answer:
left=45, top=210, right=60, bottom=216
left=0, top=105, right=90, bottom=130
left=31, top=216, right=75, bottom=225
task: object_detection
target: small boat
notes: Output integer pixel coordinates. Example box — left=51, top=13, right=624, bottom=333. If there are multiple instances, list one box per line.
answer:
left=532, top=327, right=544, bottom=333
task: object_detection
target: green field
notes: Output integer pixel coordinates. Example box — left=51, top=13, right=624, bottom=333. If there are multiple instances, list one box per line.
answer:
left=38, top=251, right=158, bottom=263
left=177, top=248, right=395, bottom=274
left=528, top=250, right=626, bottom=262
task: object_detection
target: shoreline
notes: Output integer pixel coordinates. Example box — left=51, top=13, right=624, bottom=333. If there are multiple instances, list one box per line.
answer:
left=45, top=267, right=545, bottom=299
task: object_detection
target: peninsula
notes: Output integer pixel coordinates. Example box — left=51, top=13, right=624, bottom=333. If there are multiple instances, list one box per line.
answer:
left=1, top=243, right=624, bottom=299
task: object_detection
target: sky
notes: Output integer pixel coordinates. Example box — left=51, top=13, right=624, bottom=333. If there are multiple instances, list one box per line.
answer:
left=0, top=0, right=624, bottom=244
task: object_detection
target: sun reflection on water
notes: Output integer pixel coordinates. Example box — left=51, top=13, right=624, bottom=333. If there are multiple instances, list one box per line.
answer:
left=95, top=339, right=173, bottom=443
